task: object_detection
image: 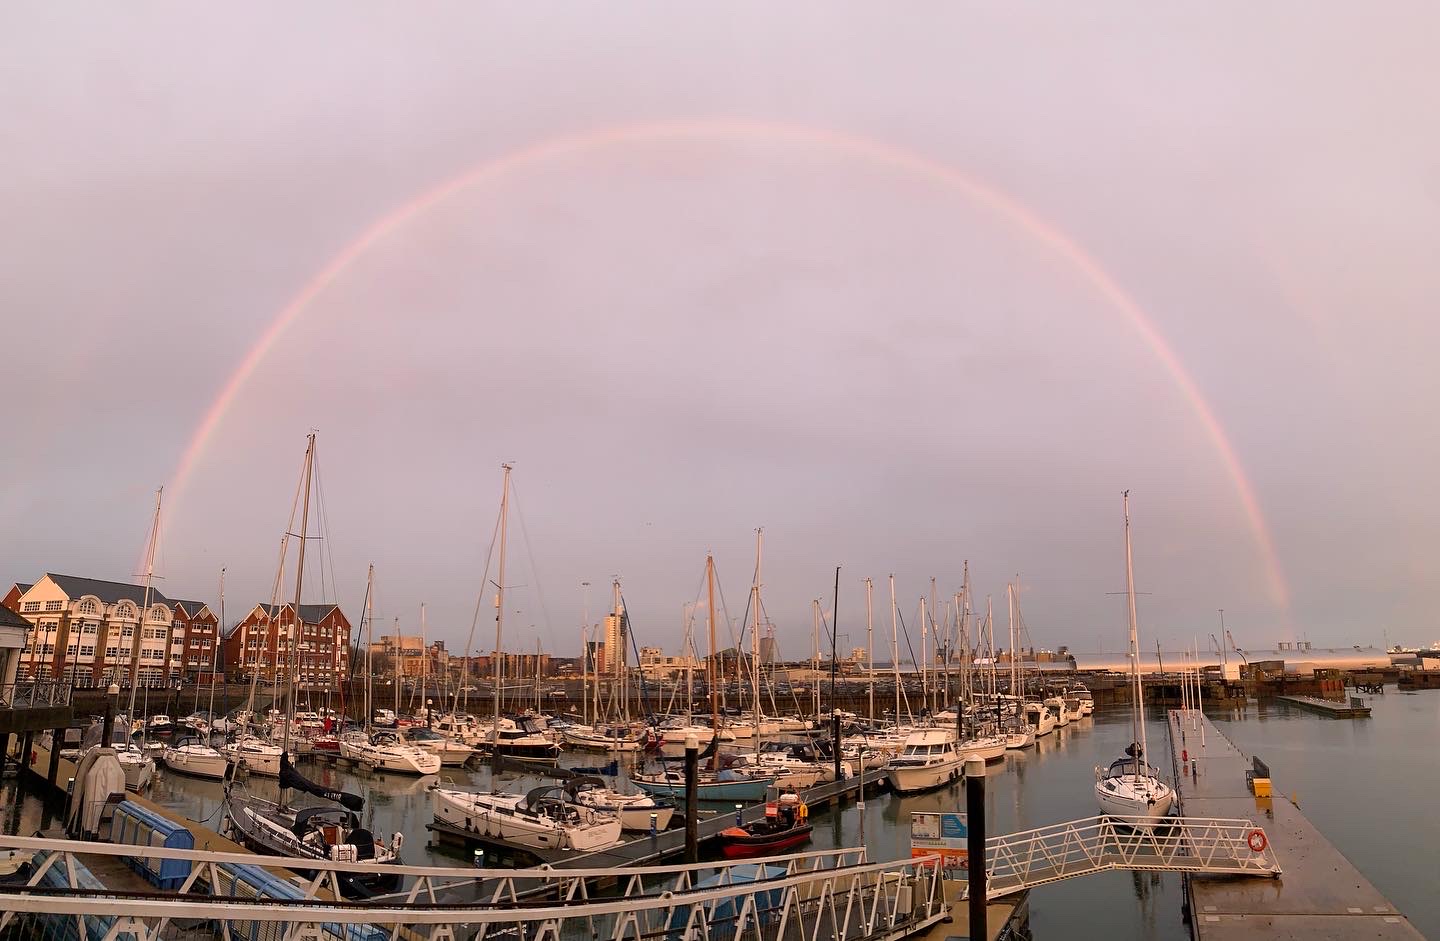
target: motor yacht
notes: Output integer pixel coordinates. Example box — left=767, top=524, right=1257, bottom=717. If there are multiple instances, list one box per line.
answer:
left=431, top=785, right=622, bottom=851
left=885, top=728, right=962, bottom=794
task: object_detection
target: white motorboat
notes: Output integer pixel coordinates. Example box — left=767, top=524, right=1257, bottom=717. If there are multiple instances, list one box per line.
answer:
left=162, top=740, right=227, bottom=780
left=658, top=723, right=734, bottom=745
left=567, top=779, right=676, bottom=832
left=1023, top=701, right=1058, bottom=738
left=222, top=736, right=283, bottom=777
left=431, top=785, right=623, bottom=851
left=402, top=728, right=477, bottom=766
left=340, top=731, right=441, bottom=776
left=115, top=745, right=155, bottom=791
left=956, top=735, right=1008, bottom=763
left=885, top=728, right=962, bottom=794
left=1044, top=695, right=1070, bottom=727
left=1071, top=684, right=1095, bottom=716
left=1093, top=492, right=1175, bottom=829
left=1004, top=727, right=1036, bottom=750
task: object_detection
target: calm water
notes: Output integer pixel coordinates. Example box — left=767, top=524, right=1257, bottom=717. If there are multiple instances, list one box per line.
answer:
left=4, top=689, right=1434, bottom=939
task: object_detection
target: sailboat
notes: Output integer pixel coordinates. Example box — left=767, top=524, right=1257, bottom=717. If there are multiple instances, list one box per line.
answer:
left=1094, top=492, right=1174, bottom=826
left=163, top=567, right=228, bottom=781
left=338, top=595, right=441, bottom=776
left=632, top=553, right=777, bottom=802
left=222, top=434, right=404, bottom=896
left=1003, top=584, right=1035, bottom=750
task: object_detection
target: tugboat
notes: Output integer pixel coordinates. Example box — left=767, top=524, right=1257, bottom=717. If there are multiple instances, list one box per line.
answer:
left=718, top=793, right=812, bottom=859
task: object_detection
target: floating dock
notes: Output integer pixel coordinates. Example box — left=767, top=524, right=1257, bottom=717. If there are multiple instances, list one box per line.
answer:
left=1276, top=695, right=1372, bottom=718
left=1167, top=710, right=1420, bottom=939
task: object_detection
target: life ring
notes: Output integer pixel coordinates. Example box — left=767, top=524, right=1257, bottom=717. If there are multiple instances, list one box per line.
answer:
left=1247, top=829, right=1267, bottom=853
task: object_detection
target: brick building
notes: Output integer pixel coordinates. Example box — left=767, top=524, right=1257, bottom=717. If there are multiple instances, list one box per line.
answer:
left=224, top=602, right=351, bottom=691
left=2, top=574, right=217, bottom=687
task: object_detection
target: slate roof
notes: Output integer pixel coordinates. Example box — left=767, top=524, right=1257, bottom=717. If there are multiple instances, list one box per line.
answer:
left=168, top=600, right=212, bottom=617
left=44, top=574, right=171, bottom=606
left=0, top=603, right=29, bottom=630
left=255, top=602, right=340, bottom=623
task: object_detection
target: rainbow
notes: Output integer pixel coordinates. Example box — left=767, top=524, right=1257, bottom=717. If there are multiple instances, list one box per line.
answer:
left=165, top=118, right=1290, bottom=609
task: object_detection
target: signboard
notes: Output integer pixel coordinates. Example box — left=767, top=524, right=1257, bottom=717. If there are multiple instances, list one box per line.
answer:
left=910, top=812, right=968, bottom=868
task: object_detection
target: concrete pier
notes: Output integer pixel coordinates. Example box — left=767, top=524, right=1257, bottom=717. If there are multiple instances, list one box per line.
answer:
left=1167, top=710, right=1421, bottom=939
left=1275, top=695, right=1372, bottom=718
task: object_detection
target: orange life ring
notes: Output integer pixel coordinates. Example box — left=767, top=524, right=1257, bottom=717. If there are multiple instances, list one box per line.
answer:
left=1247, top=829, right=1267, bottom=853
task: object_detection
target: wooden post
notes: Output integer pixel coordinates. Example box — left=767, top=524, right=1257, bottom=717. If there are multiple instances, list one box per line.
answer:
left=684, top=734, right=699, bottom=864
left=965, top=755, right=986, bottom=939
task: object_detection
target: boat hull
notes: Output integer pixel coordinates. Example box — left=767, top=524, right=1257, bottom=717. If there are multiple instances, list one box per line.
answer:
left=719, top=824, right=813, bottom=859
left=885, top=758, right=961, bottom=794
left=431, top=790, right=622, bottom=851
left=162, top=746, right=227, bottom=780
left=631, top=774, right=774, bottom=802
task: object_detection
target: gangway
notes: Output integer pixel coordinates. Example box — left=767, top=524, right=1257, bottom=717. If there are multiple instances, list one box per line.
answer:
left=0, top=834, right=951, bottom=941
left=982, top=815, right=1281, bottom=898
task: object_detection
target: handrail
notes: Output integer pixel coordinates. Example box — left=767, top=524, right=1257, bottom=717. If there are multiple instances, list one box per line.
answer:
left=0, top=679, right=72, bottom=708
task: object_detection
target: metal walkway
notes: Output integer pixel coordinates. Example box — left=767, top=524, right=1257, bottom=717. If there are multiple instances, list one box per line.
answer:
left=983, top=814, right=1282, bottom=898
left=0, top=834, right=950, bottom=941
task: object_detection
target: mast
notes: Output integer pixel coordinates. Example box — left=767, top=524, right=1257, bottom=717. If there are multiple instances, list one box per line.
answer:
left=705, top=554, right=719, bottom=771
left=491, top=464, right=511, bottom=751
left=1007, top=583, right=1017, bottom=705
left=920, top=596, right=928, bottom=714
left=282, top=432, right=315, bottom=765
left=393, top=618, right=400, bottom=715
left=811, top=600, right=820, bottom=719
left=889, top=575, right=900, bottom=725
left=580, top=582, right=591, bottom=727
left=1123, top=490, right=1149, bottom=764
left=419, top=603, right=428, bottom=723
left=363, top=565, right=373, bottom=732
left=207, top=567, right=224, bottom=727
left=864, top=578, right=874, bottom=721
left=750, top=529, right=763, bottom=748
left=127, top=487, right=163, bottom=719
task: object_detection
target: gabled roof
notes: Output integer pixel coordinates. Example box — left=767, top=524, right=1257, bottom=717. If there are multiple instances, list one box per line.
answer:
left=0, top=603, right=29, bottom=630
left=169, top=600, right=213, bottom=618
left=43, top=574, right=171, bottom=607
left=254, top=602, right=341, bottom=623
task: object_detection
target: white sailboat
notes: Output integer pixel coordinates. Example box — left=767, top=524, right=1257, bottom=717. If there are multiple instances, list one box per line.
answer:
left=431, top=785, right=622, bottom=852
left=164, top=567, right=227, bottom=781
left=1094, top=492, right=1174, bottom=826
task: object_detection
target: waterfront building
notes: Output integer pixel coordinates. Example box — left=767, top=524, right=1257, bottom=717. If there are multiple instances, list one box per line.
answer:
left=599, top=608, right=626, bottom=675
left=0, top=602, right=27, bottom=688
left=2, top=574, right=217, bottom=687
left=638, top=645, right=701, bottom=680
left=223, top=602, right=351, bottom=691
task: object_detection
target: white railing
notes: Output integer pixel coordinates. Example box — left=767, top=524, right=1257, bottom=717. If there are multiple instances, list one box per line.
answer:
left=984, top=815, right=1282, bottom=897
left=0, top=834, right=950, bottom=941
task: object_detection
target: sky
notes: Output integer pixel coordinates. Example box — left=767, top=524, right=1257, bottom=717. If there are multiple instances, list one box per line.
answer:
left=2, top=3, right=1437, bottom=658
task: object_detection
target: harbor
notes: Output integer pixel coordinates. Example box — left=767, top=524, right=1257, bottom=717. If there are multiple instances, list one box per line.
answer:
left=1, top=684, right=1434, bottom=938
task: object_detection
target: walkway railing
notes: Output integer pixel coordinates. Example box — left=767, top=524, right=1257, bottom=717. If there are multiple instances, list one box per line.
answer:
left=0, top=679, right=71, bottom=708
left=0, top=835, right=950, bottom=941
left=984, top=815, right=1282, bottom=898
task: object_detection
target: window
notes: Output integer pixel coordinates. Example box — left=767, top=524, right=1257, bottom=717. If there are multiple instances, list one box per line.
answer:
left=23, top=601, right=40, bottom=612
left=78, top=599, right=98, bottom=615
left=80, top=645, right=95, bottom=657
left=105, top=647, right=118, bottom=658
left=66, top=644, right=78, bottom=656
left=82, top=623, right=97, bottom=634
left=44, top=601, right=61, bottom=612
left=202, top=639, right=212, bottom=649
left=42, top=643, right=54, bottom=655
left=121, top=626, right=134, bottom=638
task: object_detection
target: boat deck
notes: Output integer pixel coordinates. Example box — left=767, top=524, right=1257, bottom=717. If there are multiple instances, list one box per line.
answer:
left=1167, top=710, right=1420, bottom=940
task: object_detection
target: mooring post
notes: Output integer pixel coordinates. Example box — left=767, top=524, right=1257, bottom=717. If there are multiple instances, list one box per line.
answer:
left=46, top=728, right=62, bottom=785
left=965, top=755, right=986, bottom=939
left=684, top=734, right=699, bottom=864
left=101, top=683, right=119, bottom=745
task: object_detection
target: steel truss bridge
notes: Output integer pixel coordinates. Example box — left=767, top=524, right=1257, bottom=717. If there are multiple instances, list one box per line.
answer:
left=0, top=836, right=950, bottom=941
left=982, top=815, right=1282, bottom=897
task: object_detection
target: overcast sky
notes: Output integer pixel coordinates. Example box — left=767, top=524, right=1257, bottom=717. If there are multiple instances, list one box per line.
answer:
left=3, top=3, right=1436, bottom=658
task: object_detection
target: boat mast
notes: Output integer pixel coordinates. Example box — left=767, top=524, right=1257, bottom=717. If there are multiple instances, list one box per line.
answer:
left=127, top=487, right=163, bottom=720
left=419, top=603, right=427, bottom=723
left=864, top=578, right=874, bottom=722
left=207, top=567, right=223, bottom=728
left=751, top=529, right=763, bottom=748
left=393, top=618, right=400, bottom=716
left=811, top=600, right=820, bottom=719
left=580, top=583, right=590, bottom=727
left=282, top=433, right=315, bottom=767
left=1007, top=583, right=1017, bottom=705
left=889, top=575, right=900, bottom=725
left=920, top=596, right=928, bottom=715
left=705, top=554, right=719, bottom=771
left=491, top=464, right=511, bottom=753
left=1123, top=491, right=1149, bottom=764
left=363, top=564, right=373, bottom=732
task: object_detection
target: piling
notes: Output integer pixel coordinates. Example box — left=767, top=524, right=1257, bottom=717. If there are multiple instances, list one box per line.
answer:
left=965, top=755, right=986, bottom=940
left=683, top=734, right=698, bottom=864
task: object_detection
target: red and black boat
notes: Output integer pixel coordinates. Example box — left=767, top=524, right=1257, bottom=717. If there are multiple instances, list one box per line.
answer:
left=718, top=819, right=813, bottom=858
